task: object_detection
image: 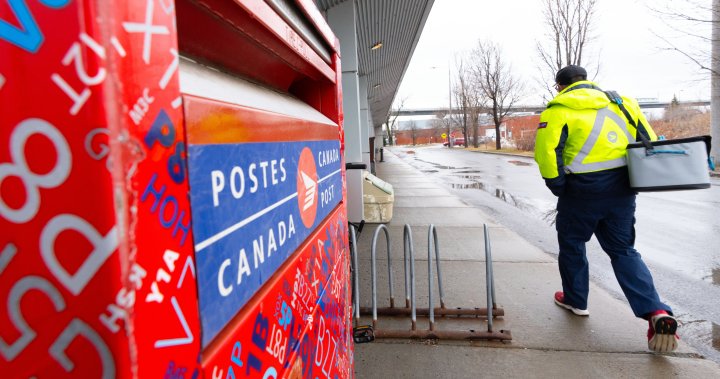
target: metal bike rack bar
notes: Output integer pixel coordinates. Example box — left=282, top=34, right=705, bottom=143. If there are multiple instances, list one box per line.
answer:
left=371, top=224, right=394, bottom=328
left=373, top=329, right=512, bottom=340
left=362, top=224, right=504, bottom=319
left=358, top=306, right=504, bottom=317
left=428, top=224, right=446, bottom=310
left=428, top=225, right=436, bottom=331
left=404, top=225, right=417, bottom=330
left=363, top=224, right=511, bottom=341
left=349, top=224, right=361, bottom=324
left=484, top=224, right=496, bottom=332
left=349, top=222, right=375, bottom=344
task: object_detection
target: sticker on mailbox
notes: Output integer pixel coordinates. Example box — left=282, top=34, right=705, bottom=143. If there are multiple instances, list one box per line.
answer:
left=187, top=140, right=342, bottom=347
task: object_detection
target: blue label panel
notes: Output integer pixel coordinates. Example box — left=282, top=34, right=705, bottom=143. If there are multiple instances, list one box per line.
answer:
left=187, top=140, right=342, bottom=347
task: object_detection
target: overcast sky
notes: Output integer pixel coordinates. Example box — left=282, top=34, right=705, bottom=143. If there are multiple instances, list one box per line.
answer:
left=395, top=0, right=711, bottom=110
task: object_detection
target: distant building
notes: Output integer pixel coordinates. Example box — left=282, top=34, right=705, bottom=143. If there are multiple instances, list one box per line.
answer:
left=504, top=114, right=541, bottom=140
left=476, top=114, right=539, bottom=140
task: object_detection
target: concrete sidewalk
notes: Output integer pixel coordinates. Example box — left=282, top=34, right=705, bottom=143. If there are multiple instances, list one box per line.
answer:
left=352, top=148, right=720, bottom=378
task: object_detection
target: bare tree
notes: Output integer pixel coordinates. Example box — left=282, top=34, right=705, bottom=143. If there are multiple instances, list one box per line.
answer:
left=452, top=57, right=472, bottom=147
left=535, top=0, right=599, bottom=99
left=649, top=1, right=715, bottom=74
left=466, top=80, right=485, bottom=148
left=385, top=96, right=407, bottom=146
left=408, top=120, right=419, bottom=146
left=451, top=54, right=486, bottom=148
left=457, top=86, right=485, bottom=148
left=470, top=40, right=525, bottom=150
left=649, top=0, right=719, bottom=168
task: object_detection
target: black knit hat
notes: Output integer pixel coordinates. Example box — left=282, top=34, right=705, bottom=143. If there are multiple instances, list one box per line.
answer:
left=555, top=65, right=587, bottom=85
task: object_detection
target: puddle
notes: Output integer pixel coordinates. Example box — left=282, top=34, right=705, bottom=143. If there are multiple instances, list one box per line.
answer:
left=676, top=317, right=720, bottom=363
left=448, top=182, right=528, bottom=209
left=494, top=188, right=520, bottom=207
left=454, top=182, right=543, bottom=216
left=704, top=267, right=720, bottom=286
left=404, top=154, right=545, bottom=218
left=413, top=158, right=468, bottom=171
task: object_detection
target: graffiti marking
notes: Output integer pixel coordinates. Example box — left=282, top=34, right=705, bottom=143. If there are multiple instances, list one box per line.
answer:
left=154, top=296, right=194, bottom=348
left=177, top=255, right=195, bottom=289
left=122, top=0, right=169, bottom=64
left=0, top=243, right=17, bottom=275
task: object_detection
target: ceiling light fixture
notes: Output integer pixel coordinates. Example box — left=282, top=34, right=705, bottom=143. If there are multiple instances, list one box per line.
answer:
left=373, top=84, right=381, bottom=88
left=371, top=42, right=383, bottom=50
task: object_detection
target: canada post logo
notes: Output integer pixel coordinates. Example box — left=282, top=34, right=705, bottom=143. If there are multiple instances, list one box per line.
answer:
left=187, top=140, right=342, bottom=347
left=297, top=147, right=318, bottom=228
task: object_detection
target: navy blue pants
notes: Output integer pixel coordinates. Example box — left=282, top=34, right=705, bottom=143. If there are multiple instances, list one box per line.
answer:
left=556, top=195, right=671, bottom=318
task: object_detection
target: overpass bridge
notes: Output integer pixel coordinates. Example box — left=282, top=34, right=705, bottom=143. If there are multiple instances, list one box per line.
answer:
left=391, top=100, right=711, bottom=117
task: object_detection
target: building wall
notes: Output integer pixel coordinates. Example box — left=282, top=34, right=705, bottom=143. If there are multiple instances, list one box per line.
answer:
left=505, top=115, right=541, bottom=150
left=395, top=128, right=444, bottom=145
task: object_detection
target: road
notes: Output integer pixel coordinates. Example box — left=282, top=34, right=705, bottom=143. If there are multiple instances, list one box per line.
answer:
left=387, top=144, right=720, bottom=364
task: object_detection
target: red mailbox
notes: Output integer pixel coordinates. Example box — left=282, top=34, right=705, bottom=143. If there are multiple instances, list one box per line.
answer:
left=1, top=0, right=351, bottom=377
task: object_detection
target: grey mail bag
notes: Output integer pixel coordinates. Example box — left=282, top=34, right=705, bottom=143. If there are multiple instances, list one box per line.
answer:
left=606, top=91, right=713, bottom=192
left=626, top=136, right=712, bottom=191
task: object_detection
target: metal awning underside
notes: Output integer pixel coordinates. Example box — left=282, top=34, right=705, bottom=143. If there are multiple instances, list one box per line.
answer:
left=314, top=0, right=435, bottom=127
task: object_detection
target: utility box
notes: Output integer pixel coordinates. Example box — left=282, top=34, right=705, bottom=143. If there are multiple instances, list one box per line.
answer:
left=363, top=171, right=394, bottom=223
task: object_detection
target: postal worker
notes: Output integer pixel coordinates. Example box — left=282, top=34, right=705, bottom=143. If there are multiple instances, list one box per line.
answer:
left=534, top=65, right=679, bottom=353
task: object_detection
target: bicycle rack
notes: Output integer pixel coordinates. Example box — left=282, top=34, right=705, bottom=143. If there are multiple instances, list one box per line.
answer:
left=349, top=223, right=375, bottom=343
left=358, top=223, right=512, bottom=341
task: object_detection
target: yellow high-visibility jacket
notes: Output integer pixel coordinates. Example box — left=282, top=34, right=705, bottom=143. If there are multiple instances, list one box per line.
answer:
left=534, top=81, right=657, bottom=198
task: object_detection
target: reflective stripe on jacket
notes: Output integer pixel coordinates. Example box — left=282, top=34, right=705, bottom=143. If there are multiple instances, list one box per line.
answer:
left=534, top=81, right=657, bottom=197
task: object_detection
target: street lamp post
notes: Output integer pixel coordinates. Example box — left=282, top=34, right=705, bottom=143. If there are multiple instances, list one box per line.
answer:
left=447, top=67, right=452, bottom=149
left=432, top=65, right=453, bottom=148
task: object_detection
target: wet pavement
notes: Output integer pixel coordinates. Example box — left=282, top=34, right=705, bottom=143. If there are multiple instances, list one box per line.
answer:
left=389, top=144, right=720, bottom=366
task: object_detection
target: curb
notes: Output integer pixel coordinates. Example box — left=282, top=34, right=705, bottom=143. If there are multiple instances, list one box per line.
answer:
left=468, top=150, right=534, bottom=158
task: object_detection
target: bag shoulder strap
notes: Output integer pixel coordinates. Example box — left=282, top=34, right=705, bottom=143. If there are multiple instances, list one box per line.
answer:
left=604, top=91, right=653, bottom=150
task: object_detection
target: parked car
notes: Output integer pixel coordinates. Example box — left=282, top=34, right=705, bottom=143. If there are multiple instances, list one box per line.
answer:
left=443, top=137, right=465, bottom=146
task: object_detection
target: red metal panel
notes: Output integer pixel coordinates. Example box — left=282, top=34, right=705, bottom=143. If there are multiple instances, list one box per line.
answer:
left=233, top=0, right=336, bottom=83
left=0, top=0, right=200, bottom=377
left=2, top=0, right=349, bottom=377
left=183, top=95, right=339, bottom=144
left=115, top=0, right=203, bottom=375
left=175, top=0, right=335, bottom=95
left=0, top=1, right=129, bottom=376
left=201, top=205, right=352, bottom=379
left=294, top=0, right=341, bottom=52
